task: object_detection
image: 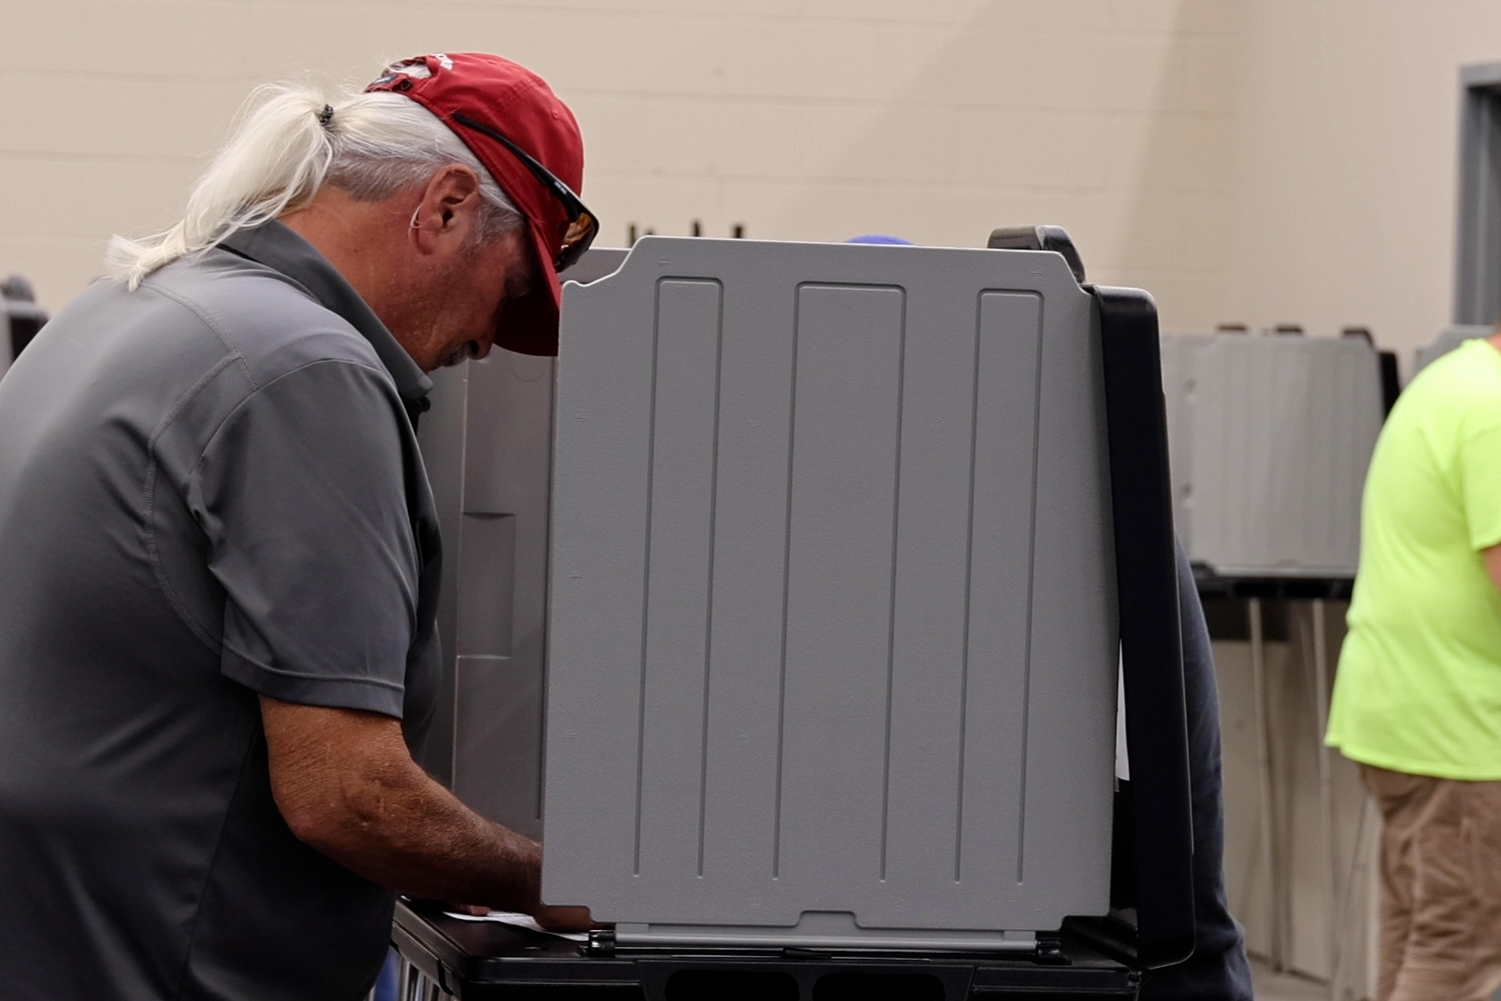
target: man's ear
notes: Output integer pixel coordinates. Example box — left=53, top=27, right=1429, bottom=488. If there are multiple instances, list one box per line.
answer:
left=410, top=165, right=484, bottom=252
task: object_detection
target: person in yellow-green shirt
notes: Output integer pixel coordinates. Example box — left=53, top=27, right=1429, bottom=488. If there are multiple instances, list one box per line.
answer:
left=1328, top=334, right=1501, bottom=1001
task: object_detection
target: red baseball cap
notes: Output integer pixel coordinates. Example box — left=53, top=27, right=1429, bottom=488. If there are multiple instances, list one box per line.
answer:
left=368, top=53, right=591, bottom=356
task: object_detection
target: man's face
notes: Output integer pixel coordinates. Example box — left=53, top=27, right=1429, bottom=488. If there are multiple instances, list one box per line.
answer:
left=278, top=172, right=544, bottom=373
left=372, top=164, right=542, bottom=373
left=410, top=228, right=534, bottom=372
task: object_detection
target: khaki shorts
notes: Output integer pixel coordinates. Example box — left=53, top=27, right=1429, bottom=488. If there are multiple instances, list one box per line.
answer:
left=1362, top=764, right=1501, bottom=1001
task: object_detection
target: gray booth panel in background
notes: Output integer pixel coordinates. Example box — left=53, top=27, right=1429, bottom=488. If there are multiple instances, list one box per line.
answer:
left=0, top=277, right=48, bottom=382
left=542, top=236, right=1118, bottom=950
left=1160, top=333, right=1383, bottom=580
left=1414, top=324, right=1490, bottom=374
left=415, top=249, right=626, bottom=838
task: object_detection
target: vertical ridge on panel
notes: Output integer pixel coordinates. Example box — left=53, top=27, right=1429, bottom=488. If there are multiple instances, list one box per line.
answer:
left=697, top=293, right=726, bottom=879
left=1218, top=345, right=1242, bottom=564
left=1015, top=295, right=1047, bottom=887
left=636, top=279, right=724, bottom=881
left=1194, top=349, right=1221, bottom=564
left=699, top=276, right=798, bottom=893
left=1264, top=347, right=1288, bottom=562
left=1267, top=347, right=1291, bottom=565
left=957, top=292, right=1043, bottom=887
left=876, top=284, right=981, bottom=902
left=1318, top=348, right=1343, bottom=566
left=956, top=330, right=981, bottom=883
left=1332, top=348, right=1364, bottom=567
left=778, top=283, right=905, bottom=897
left=1214, top=344, right=1240, bottom=564
left=1239, top=345, right=1259, bottom=560
left=1299, top=349, right=1326, bottom=565
left=879, top=304, right=908, bottom=883
left=1275, top=346, right=1307, bottom=566
left=772, top=310, right=799, bottom=881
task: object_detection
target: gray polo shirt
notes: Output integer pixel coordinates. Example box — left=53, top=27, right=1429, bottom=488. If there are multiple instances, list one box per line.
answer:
left=0, top=222, right=443, bottom=1001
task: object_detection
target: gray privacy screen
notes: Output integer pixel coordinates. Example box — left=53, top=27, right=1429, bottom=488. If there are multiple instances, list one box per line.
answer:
left=541, top=237, right=1118, bottom=950
left=1160, top=333, right=1382, bottom=580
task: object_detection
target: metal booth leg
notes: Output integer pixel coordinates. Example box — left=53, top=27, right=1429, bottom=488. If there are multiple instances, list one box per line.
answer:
left=1310, top=599, right=1340, bottom=995
left=397, top=959, right=441, bottom=1001
left=1248, top=596, right=1284, bottom=971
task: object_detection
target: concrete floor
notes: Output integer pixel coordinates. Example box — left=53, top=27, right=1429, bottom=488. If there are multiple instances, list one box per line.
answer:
left=1251, top=959, right=1335, bottom=1001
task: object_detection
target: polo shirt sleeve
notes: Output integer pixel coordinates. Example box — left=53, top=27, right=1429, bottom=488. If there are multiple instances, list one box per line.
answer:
left=1460, top=414, right=1501, bottom=551
left=186, top=358, right=421, bottom=718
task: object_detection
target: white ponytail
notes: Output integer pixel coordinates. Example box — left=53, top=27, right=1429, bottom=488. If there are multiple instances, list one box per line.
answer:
left=107, top=76, right=523, bottom=289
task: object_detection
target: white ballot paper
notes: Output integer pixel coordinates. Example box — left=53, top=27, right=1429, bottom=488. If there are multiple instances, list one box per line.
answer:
left=439, top=909, right=589, bottom=942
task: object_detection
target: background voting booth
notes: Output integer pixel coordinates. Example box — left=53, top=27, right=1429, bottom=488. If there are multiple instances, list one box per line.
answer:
left=0, top=276, right=46, bottom=383
left=397, top=230, right=1195, bottom=1000
left=1160, top=333, right=1382, bottom=584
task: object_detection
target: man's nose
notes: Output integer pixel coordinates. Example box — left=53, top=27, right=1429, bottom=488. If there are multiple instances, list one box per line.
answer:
left=469, top=337, right=494, bottom=361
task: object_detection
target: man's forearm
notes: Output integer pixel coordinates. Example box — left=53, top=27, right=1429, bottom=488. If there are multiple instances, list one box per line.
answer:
left=315, top=758, right=543, bottom=911
left=261, top=695, right=542, bottom=911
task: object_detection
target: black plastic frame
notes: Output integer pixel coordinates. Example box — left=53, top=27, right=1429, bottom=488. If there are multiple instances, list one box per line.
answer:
left=1092, top=285, right=1195, bottom=969
left=986, top=225, right=1087, bottom=284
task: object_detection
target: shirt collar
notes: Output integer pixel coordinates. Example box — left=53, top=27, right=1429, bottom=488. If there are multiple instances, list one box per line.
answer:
left=218, top=220, right=434, bottom=405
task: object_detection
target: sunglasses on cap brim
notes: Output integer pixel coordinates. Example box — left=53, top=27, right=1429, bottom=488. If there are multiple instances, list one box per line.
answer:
left=451, top=112, right=598, bottom=273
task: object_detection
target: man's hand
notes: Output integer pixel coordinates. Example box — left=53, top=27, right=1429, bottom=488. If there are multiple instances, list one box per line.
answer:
left=534, top=905, right=593, bottom=933
left=260, top=695, right=562, bottom=918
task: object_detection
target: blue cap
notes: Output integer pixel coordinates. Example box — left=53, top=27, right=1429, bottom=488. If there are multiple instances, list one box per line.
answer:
left=846, top=234, right=913, bottom=245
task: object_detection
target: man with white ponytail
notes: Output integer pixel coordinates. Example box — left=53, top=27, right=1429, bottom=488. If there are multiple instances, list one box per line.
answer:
left=0, top=53, right=597, bottom=1001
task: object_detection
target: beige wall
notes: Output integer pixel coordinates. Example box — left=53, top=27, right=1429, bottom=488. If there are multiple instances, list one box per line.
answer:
left=1230, top=1, right=1501, bottom=371
left=6, top=0, right=1236, bottom=334
left=10, top=2, right=1497, bottom=365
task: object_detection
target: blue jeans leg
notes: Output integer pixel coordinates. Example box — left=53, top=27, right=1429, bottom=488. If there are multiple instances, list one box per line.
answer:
left=373, top=947, right=400, bottom=1001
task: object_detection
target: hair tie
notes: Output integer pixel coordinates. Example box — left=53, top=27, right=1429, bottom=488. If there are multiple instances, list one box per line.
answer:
left=317, top=104, right=334, bottom=128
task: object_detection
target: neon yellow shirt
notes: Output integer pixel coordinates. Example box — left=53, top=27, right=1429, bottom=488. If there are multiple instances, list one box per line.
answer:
left=1327, top=338, right=1501, bottom=779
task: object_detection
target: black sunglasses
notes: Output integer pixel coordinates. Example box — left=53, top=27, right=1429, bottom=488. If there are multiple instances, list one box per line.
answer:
left=451, top=112, right=599, bottom=273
